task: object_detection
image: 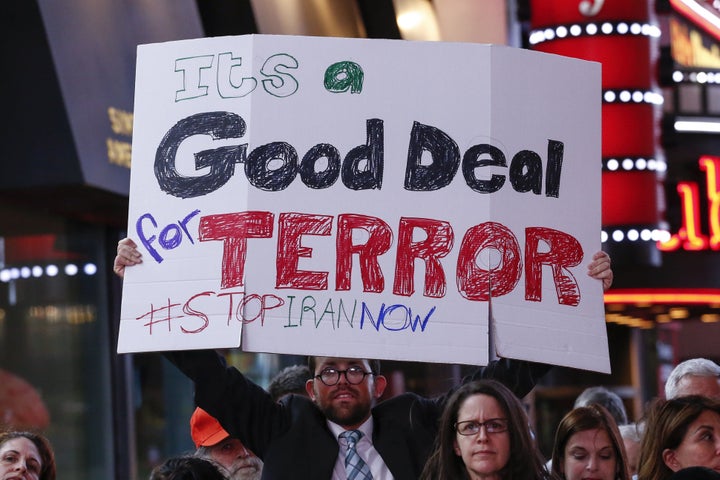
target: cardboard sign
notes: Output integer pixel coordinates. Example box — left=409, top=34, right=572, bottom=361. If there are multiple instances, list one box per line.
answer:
left=118, top=34, right=608, bottom=372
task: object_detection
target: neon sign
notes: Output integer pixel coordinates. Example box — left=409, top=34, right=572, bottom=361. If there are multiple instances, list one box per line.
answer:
left=670, top=0, right=720, bottom=43
left=659, top=155, right=720, bottom=251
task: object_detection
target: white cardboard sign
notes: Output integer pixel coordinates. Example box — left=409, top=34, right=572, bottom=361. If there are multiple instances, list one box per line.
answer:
left=118, top=34, right=608, bottom=372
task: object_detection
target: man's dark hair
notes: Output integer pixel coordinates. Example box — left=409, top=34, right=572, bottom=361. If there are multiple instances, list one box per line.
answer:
left=268, top=365, right=312, bottom=401
left=307, top=356, right=381, bottom=376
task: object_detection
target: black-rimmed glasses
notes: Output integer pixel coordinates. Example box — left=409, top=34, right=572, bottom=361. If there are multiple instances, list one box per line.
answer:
left=454, top=418, right=508, bottom=436
left=315, top=366, right=374, bottom=386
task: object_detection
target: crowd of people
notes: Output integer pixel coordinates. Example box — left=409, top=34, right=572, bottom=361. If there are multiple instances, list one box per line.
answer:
left=6, top=243, right=719, bottom=479
left=3, top=353, right=720, bottom=479
left=141, top=354, right=720, bottom=480
left=113, top=239, right=720, bottom=480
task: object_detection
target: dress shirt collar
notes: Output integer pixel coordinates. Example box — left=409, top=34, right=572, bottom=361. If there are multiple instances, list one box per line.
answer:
left=327, top=416, right=374, bottom=444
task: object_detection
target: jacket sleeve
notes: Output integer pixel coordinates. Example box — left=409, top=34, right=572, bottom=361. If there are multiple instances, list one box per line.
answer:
left=466, top=358, right=552, bottom=398
left=162, top=349, right=287, bottom=458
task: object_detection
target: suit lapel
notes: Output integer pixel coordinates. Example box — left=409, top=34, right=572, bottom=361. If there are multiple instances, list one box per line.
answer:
left=372, top=413, right=418, bottom=480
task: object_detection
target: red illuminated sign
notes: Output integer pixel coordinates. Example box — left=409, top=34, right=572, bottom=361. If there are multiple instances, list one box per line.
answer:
left=670, top=0, right=720, bottom=42
left=659, top=155, right=720, bottom=251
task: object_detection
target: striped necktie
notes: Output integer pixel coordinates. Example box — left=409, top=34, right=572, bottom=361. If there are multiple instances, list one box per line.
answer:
left=339, top=430, right=373, bottom=480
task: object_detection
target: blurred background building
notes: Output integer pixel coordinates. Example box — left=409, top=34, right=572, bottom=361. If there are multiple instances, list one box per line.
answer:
left=2, top=0, right=720, bottom=477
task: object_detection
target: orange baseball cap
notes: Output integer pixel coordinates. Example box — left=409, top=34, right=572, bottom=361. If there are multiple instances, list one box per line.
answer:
left=190, top=407, right=230, bottom=448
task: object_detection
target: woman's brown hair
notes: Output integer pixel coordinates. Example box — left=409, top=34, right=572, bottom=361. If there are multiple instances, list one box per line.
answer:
left=0, top=430, right=56, bottom=480
left=550, top=403, right=630, bottom=480
left=637, top=395, right=720, bottom=480
left=420, top=379, right=550, bottom=480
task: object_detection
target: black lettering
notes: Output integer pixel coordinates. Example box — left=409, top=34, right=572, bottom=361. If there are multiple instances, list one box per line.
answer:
left=404, top=122, right=460, bottom=191
left=246, top=142, right=298, bottom=191
left=545, top=139, right=564, bottom=198
left=462, top=144, right=507, bottom=193
left=155, top=112, right=247, bottom=199
left=300, top=144, right=341, bottom=189
left=341, top=118, right=384, bottom=190
left=509, top=150, right=543, bottom=194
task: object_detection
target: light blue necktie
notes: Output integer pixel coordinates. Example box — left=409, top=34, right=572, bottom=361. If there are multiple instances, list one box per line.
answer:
left=340, top=430, right=373, bottom=480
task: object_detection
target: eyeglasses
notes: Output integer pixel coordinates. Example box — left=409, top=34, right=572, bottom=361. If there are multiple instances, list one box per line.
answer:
left=315, top=366, right=374, bottom=386
left=454, top=418, right=509, bottom=436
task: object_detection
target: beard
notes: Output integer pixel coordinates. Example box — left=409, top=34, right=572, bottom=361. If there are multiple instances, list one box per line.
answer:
left=227, top=455, right=263, bottom=480
left=315, top=385, right=372, bottom=427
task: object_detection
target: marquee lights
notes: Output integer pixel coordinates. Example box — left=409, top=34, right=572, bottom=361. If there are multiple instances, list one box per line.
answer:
left=602, top=89, right=664, bottom=105
left=531, top=2, right=666, bottom=268
left=601, top=227, right=668, bottom=244
left=604, top=157, right=667, bottom=172
left=529, top=21, right=661, bottom=45
left=0, top=263, right=98, bottom=282
left=673, top=70, right=720, bottom=84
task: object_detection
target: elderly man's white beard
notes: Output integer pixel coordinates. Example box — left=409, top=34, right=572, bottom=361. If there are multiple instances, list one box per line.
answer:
left=225, top=455, right=263, bottom=480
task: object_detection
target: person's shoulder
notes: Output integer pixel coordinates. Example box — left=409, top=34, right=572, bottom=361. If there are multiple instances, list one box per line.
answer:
left=280, top=393, right=325, bottom=419
left=670, top=466, right=720, bottom=480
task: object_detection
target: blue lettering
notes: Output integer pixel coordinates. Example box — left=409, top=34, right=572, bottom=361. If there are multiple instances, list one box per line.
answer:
left=360, top=302, right=434, bottom=332
left=136, top=209, right=201, bottom=263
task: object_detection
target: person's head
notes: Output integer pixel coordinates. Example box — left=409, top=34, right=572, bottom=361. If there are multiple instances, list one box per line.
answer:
left=190, top=407, right=262, bottom=480
left=618, top=422, right=644, bottom=477
left=665, top=358, right=720, bottom=400
left=638, top=395, right=720, bottom=480
left=305, top=356, right=386, bottom=429
left=574, top=386, right=628, bottom=426
left=150, top=455, right=227, bottom=480
left=268, top=365, right=312, bottom=402
left=551, top=404, right=629, bottom=480
left=421, top=379, right=547, bottom=480
left=0, top=431, right=56, bottom=480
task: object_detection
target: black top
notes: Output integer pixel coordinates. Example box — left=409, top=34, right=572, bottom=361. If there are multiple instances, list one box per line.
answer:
left=165, top=349, right=550, bottom=480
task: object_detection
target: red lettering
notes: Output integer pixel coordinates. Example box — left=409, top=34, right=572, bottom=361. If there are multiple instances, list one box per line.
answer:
left=199, top=211, right=274, bottom=289
left=216, top=290, right=246, bottom=325
left=196, top=210, right=586, bottom=306
left=393, top=218, right=453, bottom=297
left=181, top=291, right=212, bottom=333
left=701, top=156, right=720, bottom=249
left=277, top=213, right=332, bottom=289
left=525, top=227, right=582, bottom=305
left=659, top=182, right=707, bottom=251
left=336, top=214, right=393, bottom=292
left=658, top=155, right=720, bottom=252
left=456, top=222, right=522, bottom=301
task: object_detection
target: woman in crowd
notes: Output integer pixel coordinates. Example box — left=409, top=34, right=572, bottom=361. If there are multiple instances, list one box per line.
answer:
left=637, top=395, right=720, bottom=480
left=550, top=404, right=630, bottom=480
left=0, top=430, right=56, bottom=480
left=150, top=455, right=228, bottom=480
left=420, top=379, right=550, bottom=480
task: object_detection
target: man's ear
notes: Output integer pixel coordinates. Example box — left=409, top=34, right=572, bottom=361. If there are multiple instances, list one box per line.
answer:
left=373, top=374, right=388, bottom=399
left=305, top=379, right=316, bottom=401
left=662, top=448, right=681, bottom=472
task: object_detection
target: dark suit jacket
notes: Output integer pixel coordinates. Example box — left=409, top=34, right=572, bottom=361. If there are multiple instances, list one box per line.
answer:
left=166, top=349, right=549, bottom=480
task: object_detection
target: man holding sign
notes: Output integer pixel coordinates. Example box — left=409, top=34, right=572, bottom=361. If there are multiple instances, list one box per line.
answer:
left=115, top=243, right=611, bottom=479
left=117, top=34, right=612, bottom=479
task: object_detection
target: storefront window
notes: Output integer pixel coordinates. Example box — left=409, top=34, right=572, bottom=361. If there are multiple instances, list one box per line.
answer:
left=0, top=228, right=113, bottom=479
